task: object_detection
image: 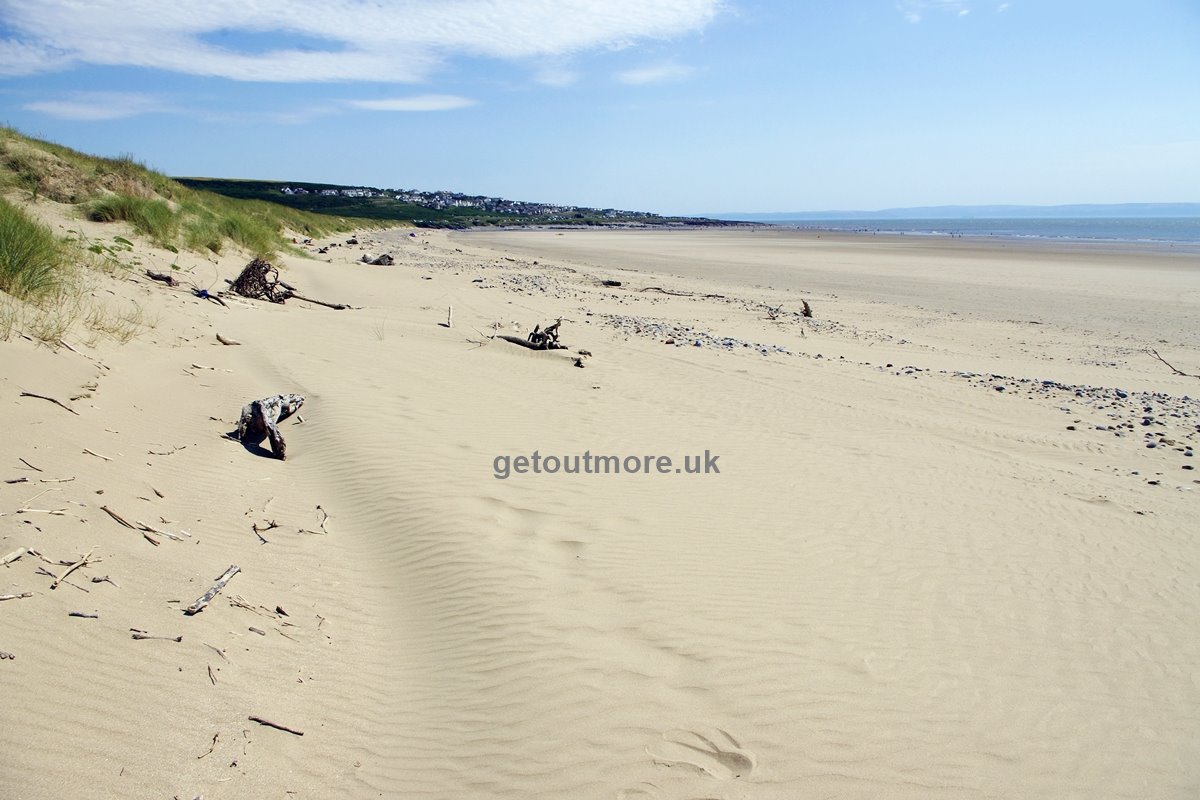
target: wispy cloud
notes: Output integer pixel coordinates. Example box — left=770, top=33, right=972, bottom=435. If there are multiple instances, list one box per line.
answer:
left=616, top=62, right=694, bottom=85
left=0, top=1, right=723, bottom=83
left=22, top=91, right=173, bottom=120
left=897, top=1, right=972, bottom=23
left=345, top=94, right=475, bottom=112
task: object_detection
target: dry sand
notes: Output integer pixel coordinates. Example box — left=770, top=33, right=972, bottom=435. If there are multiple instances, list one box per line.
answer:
left=2, top=213, right=1199, bottom=799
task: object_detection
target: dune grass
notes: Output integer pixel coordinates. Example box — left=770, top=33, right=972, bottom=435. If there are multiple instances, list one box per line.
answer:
left=87, top=194, right=178, bottom=245
left=2, top=126, right=368, bottom=260
left=0, top=197, right=66, bottom=300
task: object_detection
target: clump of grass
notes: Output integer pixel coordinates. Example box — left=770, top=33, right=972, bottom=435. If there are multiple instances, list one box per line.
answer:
left=87, top=193, right=178, bottom=244
left=0, top=197, right=67, bottom=300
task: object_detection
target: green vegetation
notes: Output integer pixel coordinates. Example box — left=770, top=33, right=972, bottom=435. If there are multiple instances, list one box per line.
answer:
left=0, top=197, right=66, bottom=300
left=87, top=194, right=177, bottom=245
left=1, top=127, right=366, bottom=259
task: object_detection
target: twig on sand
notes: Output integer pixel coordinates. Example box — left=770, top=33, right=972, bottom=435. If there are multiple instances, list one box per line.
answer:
left=248, top=716, right=304, bottom=736
left=4, top=477, right=29, bottom=485
left=69, top=611, right=99, bottom=619
left=18, top=458, right=43, bottom=472
left=1, top=548, right=27, bottom=566
left=82, top=448, right=112, bottom=462
left=0, top=592, right=33, bottom=601
left=207, top=664, right=218, bottom=685
left=1148, top=348, right=1200, bottom=379
left=100, top=505, right=160, bottom=546
left=184, top=565, right=241, bottom=616
left=91, top=575, right=120, bottom=588
left=130, top=630, right=182, bottom=642
left=197, top=732, right=219, bottom=758
left=19, top=392, right=79, bottom=415
left=216, top=333, right=242, bottom=346
left=51, top=548, right=96, bottom=590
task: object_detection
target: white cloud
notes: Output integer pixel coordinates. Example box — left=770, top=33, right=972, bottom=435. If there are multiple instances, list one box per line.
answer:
left=346, top=94, right=475, bottom=111
left=22, top=91, right=172, bottom=120
left=616, top=62, right=693, bottom=85
left=897, top=1, right=972, bottom=23
left=0, top=1, right=723, bottom=83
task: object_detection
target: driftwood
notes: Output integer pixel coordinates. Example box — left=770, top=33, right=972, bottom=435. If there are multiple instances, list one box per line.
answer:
left=237, top=394, right=304, bottom=459
left=101, top=505, right=159, bottom=546
left=1, top=548, right=26, bottom=566
left=216, top=333, right=241, bottom=346
left=497, top=319, right=568, bottom=351
left=184, top=565, right=241, bottom=616
left=1148, top=348, right=1199, bottom=379
left=51, top=548, right=95, bottom=590
left=229, top=259, right=349, bottom=309
left=145, top=270, right=178, bottom=287
left=231, top=258, right=291, bottom=303
left=249, top=716, right=304, bottom=736
left=0, top=592, right=33, bottom=601
left=19, top=392, right=79, bottom=416
left=131, top=630, right=182, bottom=642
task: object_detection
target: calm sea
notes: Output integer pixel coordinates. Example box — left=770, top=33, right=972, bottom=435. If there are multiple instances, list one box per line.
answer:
left=770, top=217, right=1200, bottom=245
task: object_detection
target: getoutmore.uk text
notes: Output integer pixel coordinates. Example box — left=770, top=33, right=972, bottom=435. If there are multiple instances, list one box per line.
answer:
left=493, top=450, right=721, bottom=480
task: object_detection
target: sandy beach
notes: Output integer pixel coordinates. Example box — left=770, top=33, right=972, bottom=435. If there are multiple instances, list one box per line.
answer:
left=3, top=217, right=1199, bottom=799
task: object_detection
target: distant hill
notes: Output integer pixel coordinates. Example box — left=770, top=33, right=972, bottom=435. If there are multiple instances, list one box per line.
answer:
left=175, top=177, right=731, bottom=229
left=713, top=203, right=1200, bottom=221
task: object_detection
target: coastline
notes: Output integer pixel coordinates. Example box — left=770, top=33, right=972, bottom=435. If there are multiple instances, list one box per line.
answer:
left=3, top=216, right=1199, bottom=798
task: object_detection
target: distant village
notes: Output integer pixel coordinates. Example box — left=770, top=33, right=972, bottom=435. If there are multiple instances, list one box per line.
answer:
left=279, top=184, right=658, bottom=220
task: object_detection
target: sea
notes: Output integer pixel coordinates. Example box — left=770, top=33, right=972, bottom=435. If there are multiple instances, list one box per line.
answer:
left=766, top=217, right=1200, bottom=245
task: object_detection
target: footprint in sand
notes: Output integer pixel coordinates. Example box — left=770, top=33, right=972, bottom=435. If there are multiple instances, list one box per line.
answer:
left=647, top=728, right=756, bottom=780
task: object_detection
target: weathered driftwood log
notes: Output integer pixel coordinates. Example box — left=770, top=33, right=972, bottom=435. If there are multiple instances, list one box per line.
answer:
left=498, top=319, right=568, bottom=351
left=237, top=394, right=304, bottom=459
left=184, top=565, right=241, bottom=616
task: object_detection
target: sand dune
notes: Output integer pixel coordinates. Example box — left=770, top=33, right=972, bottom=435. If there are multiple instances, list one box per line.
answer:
left=3, top=218, right=1198, bottom=798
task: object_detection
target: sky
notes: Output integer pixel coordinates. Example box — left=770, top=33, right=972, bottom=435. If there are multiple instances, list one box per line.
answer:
left=1, top=0, right=1198, bottom=215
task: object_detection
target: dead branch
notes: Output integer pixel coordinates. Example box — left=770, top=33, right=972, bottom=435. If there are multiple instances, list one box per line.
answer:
left=236, top=394, right=304, bottom=460
left=0, top=592, right=33, bottom=601
left=19, top=392, right=79, bottom=416
left=18, top=458, right=43, bottom=472
left=1148, top=348, right=1200, bottom=379
left=1, top=548, right=26, bottom=566
left=184, top=565, right=241, bottom=616
left=145, top=270, right=178, bottom=287
left=207, top=665, right=217, bottom=686
left=197, top=732, right=219, bottom=758
left=5, top=477, right=29, bottom=485
left=82, top=448, right=112, bottom=461
left=91, top=575, right=120, bottom=588
left=131, top=630, right=182, bottom=642
left=101, top=505, right=160, bottom=546
left=248, top=716, right=304, bottom=736
left=216, top=333, right=241, bottom=346
left=51, top=548, right=96, bottom=590
left=69, top=611, right=98, bottom=619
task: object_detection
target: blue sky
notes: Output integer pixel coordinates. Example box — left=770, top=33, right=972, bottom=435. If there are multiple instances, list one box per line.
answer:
left=1, top=0, right=1197, bottom=215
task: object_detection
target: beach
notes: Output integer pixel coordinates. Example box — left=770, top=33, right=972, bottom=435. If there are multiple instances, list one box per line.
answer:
left=3, top=218, right=1199, bottom=799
